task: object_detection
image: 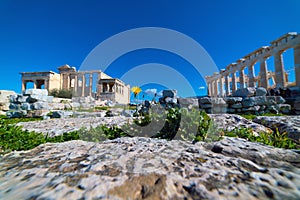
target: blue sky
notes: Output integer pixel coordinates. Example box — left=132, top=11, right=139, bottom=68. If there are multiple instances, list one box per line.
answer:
left=0, top=0, right=299, bottom=98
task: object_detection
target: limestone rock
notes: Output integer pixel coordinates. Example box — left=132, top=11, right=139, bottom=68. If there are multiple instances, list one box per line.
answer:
left=162, top=89, right=177, bottom=98
left=0, top=90, right=16, bottom=111
left=232, top=87, right=256, bottom=97
left=199, top=97, right=212, bottom=104
left=277, top=104, right=291, bottom=114
left=0, top=137, right=299, bottom=199
left=256, top=87, right=267, bottom=96
left=23, top=89, right=48, bottom=96
left=178, top=98, right=199, bottom=108
left=224, top=97, right=243, bottom=105
left=209, top=114, right=271, bottom=135
left=253, top=116, right=300, bottom=142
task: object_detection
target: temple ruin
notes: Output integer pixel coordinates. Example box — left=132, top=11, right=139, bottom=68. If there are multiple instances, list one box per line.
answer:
left=205, top=32, right=300, bottom=97
left=20, top=65, right=130, bottom=104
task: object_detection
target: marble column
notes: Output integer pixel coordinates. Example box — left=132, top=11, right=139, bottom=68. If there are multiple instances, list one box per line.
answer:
left=239, top=69, right=245, bottom=89
left=207, top=82, right=211, bottom=96
left=259, top=58, right=269, bottom=88
left=44, top=79, right=49, bottom=90
left=274, top=51, right=286, bottom=88
left=231, top=72, right=237, bottom=93
left=210, top=81, right=215, bottom=97
left=219, top=77, right=224, bottom=97
left=248, top=64, right=255, bottom=87
left=74, top=75, right=78, bottom=95
left=214, top=80, right=218, bottom=97
left=21, top=80, right=26, bottom=91
left=224, top=75, right=230, bottom=96
left=89, top=73, right=93, bottom=96
left=208, top=81, right=213, bottom=96
left=81, top=74, right=85, bottom=97
left=33, top=80, right=37, bottom=89
left=294, top=45, right=300, bottom=87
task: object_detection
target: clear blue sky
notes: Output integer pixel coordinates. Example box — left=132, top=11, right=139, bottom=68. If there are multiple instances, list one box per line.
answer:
left=0, top=0, right=299, bottom=97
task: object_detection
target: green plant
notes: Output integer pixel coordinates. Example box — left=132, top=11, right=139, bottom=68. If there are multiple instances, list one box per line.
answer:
left=223, top=127, right=299, bottom=149
left=95, top=106, right=109, bottom=111
left=49, top=88, right=73, bottom=99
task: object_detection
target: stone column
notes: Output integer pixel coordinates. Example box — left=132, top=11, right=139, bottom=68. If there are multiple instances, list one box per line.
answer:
left=274, top=51, right=286, bottom=88
left=259, top=58, right=269, bottom=88
left=239, top=69, right=245, bottom=89
left=219, top=77, right=224, bottom=97
left=81, top=74, right=85, bottom=97
left=214, top=79, right=218, bottom=97
left=207, top=82, right=211, bottom=96
left=210, top=81, right=215, bottom=97
left=248, top=64, right=255, bottom=87
left=44, top=79, right=49, bottom=90
left=74, top=75, right=78, bottom=95
left=224, top=75, right=230, bottom=96
left=294, top=45, right=300, bottom=87
left=89, top=73, right=93, bottom=96
left=231, top=72, right=237, bottom=93
left=33, top=80, right=37, bottom=89
left=21, top=80, right=26, bottom=91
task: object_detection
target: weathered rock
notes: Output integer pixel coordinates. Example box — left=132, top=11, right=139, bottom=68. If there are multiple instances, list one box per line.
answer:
left=209, top=114, right=271, bottom=135
left=17, top=116, right=133, bottom=137
left=162, top=90, right=177, bottom=98
left=232, top=87, right=256, bottom=97
left=27, top=94, right=53, bottom=103
left=32, top=102, right=49, bottom=110
left=211, top=98, right=226, bottom=105
left=253, top=116, right=300, bottom=142
left=178, top=98, right=199, bottom=108
left=242, top=97, right=256, bottom=107
left=51, top=110, right=74, bottom=118
left=199, top=97, right=211, bottom=104
left=256, top=87, right=267, bottom=96
left=224, top=97, right=243, bottom=105
left=0, top=90, right=16, bottom=102
left=23, top=89, right=48, bottom=96
left=230, top=103, right=243, bottom=109
left=277, top=104, right=291, bottom=114
left=1, top=137, right=299, bottom=199
left=6, top=110, right=27, bottom=118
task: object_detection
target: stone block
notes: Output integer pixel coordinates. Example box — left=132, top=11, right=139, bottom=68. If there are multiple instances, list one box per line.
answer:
left=27, top=95, right=53, bottom=103
left=23, top=89, right=48, bottom=96
left=178, top=98, right=199, bottom=108
left=21, top=103, right=32, bottom=110
left=242, top=98, right=256, bottom=107
left=201, top=103, right=212, bottom=109
left=211, top=98, right=226, bottom=105
left=277, top=104, right=291, bottom=114
left=0, top=90, right=16, bottom=104
left=199, top=97, right=211, bottom=104
left=162, top=90, right=177, bottom=98
left=232, top=87, right=255, bottom=97
left=224, top=97, right=243, bottom=105
left=32, top=102, right=49, bottom=110
left=230, top=103, right=242, bottom=109
left=6, top=110, right=27, bottom=118
left=52, top=110, right=73, bottom=118
left=256, top=87, right=267, bottom=96
left=9, top=103, right=20, bottom=110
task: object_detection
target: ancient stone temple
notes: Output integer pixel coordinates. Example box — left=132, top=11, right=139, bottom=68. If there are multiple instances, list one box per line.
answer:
left=20, top=65, right=130, bottom=104
left=206, top=32, right=300, bottom=97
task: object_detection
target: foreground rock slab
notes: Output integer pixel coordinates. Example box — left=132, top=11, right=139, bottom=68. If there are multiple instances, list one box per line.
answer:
left=0, top=137, right=300, bottom=199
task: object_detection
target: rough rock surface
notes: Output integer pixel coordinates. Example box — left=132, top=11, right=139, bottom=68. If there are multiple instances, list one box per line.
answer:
left=253, top=116, right=300, bottom=142
left=209, top=114, right=272, bottom=135
left=0, top=137, right=300, bottom=199
left=17, top=116, right=133, bottom=137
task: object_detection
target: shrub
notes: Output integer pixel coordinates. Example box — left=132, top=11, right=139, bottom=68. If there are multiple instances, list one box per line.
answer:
left=223, top=127, right=299, bottom=149
left=49, top=88, right=73, bottom=99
